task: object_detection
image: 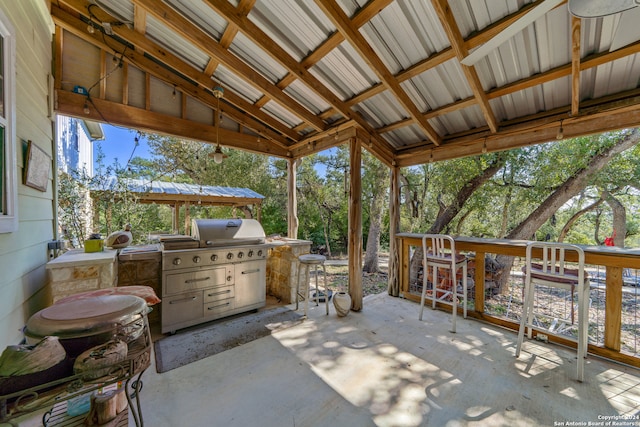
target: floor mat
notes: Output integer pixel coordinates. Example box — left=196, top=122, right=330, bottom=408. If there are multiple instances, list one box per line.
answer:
left=153, top=306, right=303, bottom=373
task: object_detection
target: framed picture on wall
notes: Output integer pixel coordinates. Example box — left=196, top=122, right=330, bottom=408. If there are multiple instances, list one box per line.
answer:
left=23, top=140, right=51, bottom=192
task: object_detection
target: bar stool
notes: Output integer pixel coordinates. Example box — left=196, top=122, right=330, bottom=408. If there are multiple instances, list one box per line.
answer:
left=515, top=242, right=589, bottom=382
left=419, top=234, right=468, bottom=333
left=295, top=254, right=330, bottom=317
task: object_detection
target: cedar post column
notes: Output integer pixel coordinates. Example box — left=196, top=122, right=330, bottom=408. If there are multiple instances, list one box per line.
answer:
left=171, top=204, right=178, bottom=234
left=604, top=266, right=622, bottom=351
left=184, top=201, right=191, bottom=235
left=349, top=138, right=362, bottom=311
left=287, top=158, right=299, bottom=239
left=388, top=165, right=400, bottom=296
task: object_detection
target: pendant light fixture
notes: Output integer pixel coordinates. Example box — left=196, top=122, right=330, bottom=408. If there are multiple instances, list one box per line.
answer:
left=210, top=86, right=228, bottom=164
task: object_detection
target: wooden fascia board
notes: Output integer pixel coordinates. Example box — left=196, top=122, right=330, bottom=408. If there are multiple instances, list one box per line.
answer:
left=107, top=0, right=327, bottom=132
left=395, top=98, right=640, bottom=166
left=52, top=4, right=299, bottom=145
left=314, top=0, right=442, bottom=146
left=130, top=194, right=263, bottom=206
left=56, top=90, right=291, bottom=158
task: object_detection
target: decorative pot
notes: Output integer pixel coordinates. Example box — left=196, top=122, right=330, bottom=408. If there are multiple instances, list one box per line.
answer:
left=333, top=291, right=351, bottom=317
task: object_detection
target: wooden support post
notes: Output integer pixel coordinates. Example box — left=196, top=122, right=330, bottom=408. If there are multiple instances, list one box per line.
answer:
left=171, top=204, right=178, bottom=234
left=474, top=251, right=485, bottom=313
left=388, top=165, right=400, bottom=296
left=604, top=266, right=622, bottom=351
left=184, top=201, right=191, bottom=235
left=287, top=158, right=299, bottom=239
left=348, top=138, right=362, bottom=311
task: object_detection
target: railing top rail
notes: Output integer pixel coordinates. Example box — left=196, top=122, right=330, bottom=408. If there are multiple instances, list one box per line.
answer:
left=396, top=233, right=640, bottom=268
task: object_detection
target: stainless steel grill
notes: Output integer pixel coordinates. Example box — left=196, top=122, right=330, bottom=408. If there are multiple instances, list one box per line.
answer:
left=191, top=218, right=265, bottom=247
left=161, top=219, right=270, bottom=334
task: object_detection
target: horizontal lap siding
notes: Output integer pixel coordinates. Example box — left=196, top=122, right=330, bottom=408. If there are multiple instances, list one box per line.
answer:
left=0, top=0, right=54, bottom=348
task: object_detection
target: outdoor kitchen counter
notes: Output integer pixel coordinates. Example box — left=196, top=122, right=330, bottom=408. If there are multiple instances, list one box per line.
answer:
left=46, top=248, right=118, bottom=267
left=266, top=237, right=312, bottom=304
left=46, top=249, right=119, bottom=304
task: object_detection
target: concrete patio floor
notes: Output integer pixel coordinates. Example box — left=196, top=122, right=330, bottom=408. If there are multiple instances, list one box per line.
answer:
left=137, top=293, right=640, bottom=427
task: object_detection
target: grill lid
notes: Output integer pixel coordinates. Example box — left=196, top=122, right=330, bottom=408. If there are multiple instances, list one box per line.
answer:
left=191, top=218, right=265, bottom=247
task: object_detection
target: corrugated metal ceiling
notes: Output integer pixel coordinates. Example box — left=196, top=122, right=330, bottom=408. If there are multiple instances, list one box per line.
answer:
left=53, top=0, right=640, bottom=166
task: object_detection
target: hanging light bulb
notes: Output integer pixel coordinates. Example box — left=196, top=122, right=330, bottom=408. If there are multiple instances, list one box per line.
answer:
left=87, top=22, right=95, bottom=34
left=556, top=119, right=564, bottom=140
left=209, top=86, right=228, bottom=165
left=83, top=100, right=90, bottom=115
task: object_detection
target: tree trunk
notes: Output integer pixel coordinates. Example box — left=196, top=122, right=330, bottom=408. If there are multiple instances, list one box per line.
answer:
left=363, top=159, right=388, bottom=273
left=495, top=129, right=640, bottom=292
left=504, top=130, right=638, bottom=241
left=558, top=198, right=603, bottom=241
left=409, top=155, right=506, bottom=286
left=602, top=190, right=626, bottom=247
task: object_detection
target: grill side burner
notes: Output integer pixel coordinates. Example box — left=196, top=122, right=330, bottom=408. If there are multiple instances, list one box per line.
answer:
left=161, top=219, right=270, bottom=334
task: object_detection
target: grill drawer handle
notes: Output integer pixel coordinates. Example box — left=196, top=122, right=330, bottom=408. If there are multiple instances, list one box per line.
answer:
left=241, top=268, right=261, bottom=274
left=207, top=289, right=231, bottom=297
left=208, top=302, right=231, bottom=310
left=185, top=276, right=210, bottom=284
left=169, top=296, right=197, bottom=304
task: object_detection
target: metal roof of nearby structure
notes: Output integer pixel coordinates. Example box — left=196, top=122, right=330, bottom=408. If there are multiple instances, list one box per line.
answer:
left=52, top=0, right=640, bottom=167
left=93, top=177, right=264, bottom=206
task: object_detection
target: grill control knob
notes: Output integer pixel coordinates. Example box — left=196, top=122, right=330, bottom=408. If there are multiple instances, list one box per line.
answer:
left=210, top=254, right=218, bottom=262
left=238, top=251, right=244, bottom=259
left=193, top=256, right=201, bottom=263
left=173, top=258, right=182, bottom=266
left=257, top=250, right=263, bottom=257
left=248, top=250, right=254, bottom=258
left=227, top=252, right=234, bottom=260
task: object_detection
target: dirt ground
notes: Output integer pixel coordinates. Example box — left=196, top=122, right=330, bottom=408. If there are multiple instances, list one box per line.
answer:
left=323, top=261, right=389, bottom=297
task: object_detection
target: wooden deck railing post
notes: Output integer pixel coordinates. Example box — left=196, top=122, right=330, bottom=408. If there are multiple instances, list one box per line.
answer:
left=474, top=251, right=485, bottom=313
left=604, top=266, right=622, bottom=351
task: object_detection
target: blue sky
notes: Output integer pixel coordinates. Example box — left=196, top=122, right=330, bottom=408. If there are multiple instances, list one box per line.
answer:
left=93, top=124, right=151, bottom=169
left=93, top=123, right=333, bottom=176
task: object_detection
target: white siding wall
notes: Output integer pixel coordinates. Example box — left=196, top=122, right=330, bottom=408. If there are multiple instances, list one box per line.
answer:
left=0, top=0, right=54, bottom=348
left=57, top=115, right=95, bottom=177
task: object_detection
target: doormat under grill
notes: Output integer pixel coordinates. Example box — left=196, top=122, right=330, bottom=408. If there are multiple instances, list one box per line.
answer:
left=153, top=306, right=303, bottom=373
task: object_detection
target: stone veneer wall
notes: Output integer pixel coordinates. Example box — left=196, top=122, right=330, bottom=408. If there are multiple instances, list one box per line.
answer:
left=266, top=240, right=311, bottom=304
left=117, top=250, right=162, bottom=324
left=46, top=250, right=118, bottom=305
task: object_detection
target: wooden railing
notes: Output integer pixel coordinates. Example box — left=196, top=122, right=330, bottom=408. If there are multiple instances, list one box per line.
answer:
left=396, top=233, right=640, bottom=368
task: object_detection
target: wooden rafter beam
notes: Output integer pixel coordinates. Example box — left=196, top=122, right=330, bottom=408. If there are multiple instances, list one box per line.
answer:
left=432, top=0, right=498, bottom=134
left=315, top=0, right=442, bottom=146
left=253, top=0, right=394, bottom=110
left=204, top=0, right=393, bottom=155
left=56, top=90, right=291, bottom=158
left=203, top=0, right=255, bottom=77
left=571, top=16, right=581, bottom=117
left=53, top=2, right=297, bottom=146
left=129, top=0, right=326, bottom=132
left=460, top=0, right=566, bottom=66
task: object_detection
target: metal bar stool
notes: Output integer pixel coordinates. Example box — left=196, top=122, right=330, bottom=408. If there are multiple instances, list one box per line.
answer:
left=419, top=234, right=468, bottom=333
left=515, top=242, right=589, bottom=382
left=295, top=254, right=330, bottom=317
